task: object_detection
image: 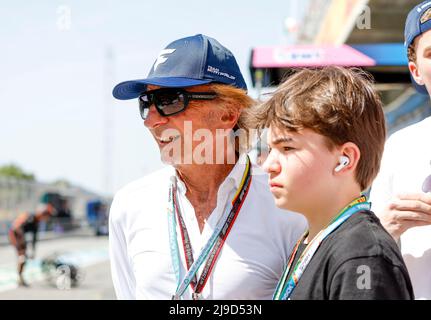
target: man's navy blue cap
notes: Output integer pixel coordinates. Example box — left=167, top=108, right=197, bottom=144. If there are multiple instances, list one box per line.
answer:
left=405, top=0, right=431, bottom=94
left=113, top=34, right=247, bottom=100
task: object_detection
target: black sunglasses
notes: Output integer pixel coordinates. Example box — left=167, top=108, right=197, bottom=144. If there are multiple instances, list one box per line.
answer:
left=138, top=88, right=217, bottom=120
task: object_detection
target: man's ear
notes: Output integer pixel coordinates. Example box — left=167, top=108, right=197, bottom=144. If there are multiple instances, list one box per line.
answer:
left=409, top=61, right=425, bottom=85
left=220, top=108, right=240, bottom=130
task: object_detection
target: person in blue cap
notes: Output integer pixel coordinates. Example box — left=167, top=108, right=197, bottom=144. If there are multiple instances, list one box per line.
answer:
left=108, top=34, right=307, bottom=300
left=369, top=1, right=431, bottom=300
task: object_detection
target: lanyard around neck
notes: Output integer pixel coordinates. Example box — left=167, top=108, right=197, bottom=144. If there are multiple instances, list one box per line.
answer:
left=168, top=156, right=252, bottom=300
left=273, top=196, right=371, bottom=300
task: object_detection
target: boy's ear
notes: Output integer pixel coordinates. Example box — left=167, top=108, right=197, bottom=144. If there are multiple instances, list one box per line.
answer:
left=409, top=61, right=425, bottom=85
left=336, top=142, right=361, bottom=173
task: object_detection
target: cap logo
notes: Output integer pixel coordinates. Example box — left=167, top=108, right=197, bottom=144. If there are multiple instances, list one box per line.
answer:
left=417, top=1, right=431, bottom=13
left=153, top=49, right=176, bottom=71
left=207, top=65, right=236, bottom=81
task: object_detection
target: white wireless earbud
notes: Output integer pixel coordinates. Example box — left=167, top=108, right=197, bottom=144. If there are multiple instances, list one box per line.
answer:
left=334, top=156, right=350, bottom=172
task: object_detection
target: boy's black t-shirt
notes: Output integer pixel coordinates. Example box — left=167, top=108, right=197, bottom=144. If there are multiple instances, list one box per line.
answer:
left=283, top=210, right=414, bottom=300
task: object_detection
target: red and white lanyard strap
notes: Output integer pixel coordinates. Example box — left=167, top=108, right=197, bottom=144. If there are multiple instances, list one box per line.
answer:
left=169, top=156, right=252, bottom=300
left=173, top=193, right=197, bottom=290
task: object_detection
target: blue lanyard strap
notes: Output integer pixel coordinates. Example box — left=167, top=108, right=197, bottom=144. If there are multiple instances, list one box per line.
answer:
left=167, top=181, right=181, bottom=286
left=168, top=156, right=252, bottom=300
left=273, top=196, right=371, bottom=300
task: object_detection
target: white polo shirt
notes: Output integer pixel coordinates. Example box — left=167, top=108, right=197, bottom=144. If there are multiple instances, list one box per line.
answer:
left=369, top=116, right=431, bottom=299
left=109, top=155, right=307, bottom=300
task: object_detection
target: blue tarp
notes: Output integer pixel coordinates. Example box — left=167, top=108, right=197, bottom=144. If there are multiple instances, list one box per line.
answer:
left=350, top=43, right=408, bottom=66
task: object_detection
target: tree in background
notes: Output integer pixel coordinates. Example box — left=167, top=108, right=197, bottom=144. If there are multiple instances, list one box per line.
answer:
left=0, top=164, right=35, bottom=181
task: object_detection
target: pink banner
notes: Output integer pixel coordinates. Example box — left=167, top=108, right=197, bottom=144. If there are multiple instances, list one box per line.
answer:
left=252, top=45, right=376, bottom=68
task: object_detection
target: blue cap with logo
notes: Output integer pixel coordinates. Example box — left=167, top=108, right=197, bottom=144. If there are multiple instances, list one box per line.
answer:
left=113, top=34, right=247, bottom=100
left=405, top=0, right=431, bottom=94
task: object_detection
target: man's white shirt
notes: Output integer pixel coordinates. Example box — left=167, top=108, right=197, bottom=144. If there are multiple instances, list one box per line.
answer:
left=109, top=155, right=307, bottom=300
left=370, top=117, right=431, bottom=299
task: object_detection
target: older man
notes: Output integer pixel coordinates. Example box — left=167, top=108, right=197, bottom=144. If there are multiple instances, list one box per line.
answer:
left=109, top=34, right=306, bottom=300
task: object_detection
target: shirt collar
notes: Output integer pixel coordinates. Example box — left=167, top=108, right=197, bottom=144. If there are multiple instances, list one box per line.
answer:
left=229, top=153, right=249, bottom=190
left=173, top=153, right=249, bottom=195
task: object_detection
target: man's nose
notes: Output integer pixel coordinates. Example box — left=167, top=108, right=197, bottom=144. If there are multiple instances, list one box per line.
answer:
left=144, top=105, right=169, bottom=129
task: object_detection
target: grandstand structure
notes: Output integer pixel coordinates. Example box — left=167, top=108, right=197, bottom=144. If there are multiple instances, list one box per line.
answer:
left=0, top=176, right=108, bottom=235
left=249, top=0, right=431, bottom=135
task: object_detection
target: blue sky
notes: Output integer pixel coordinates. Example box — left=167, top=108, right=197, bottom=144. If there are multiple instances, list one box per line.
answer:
left=0, top=0, right=308, bottom=196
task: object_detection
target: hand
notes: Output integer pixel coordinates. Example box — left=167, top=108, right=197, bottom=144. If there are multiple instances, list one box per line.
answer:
left=377, top=192, right=431, bottom=241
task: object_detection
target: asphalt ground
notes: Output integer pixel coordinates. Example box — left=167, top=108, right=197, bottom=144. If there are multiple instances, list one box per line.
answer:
left=0, top=234, right=115, bottom=300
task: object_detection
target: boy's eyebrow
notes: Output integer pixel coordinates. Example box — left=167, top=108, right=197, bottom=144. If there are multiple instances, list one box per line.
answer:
left=270, top=137, right=295, bottom=145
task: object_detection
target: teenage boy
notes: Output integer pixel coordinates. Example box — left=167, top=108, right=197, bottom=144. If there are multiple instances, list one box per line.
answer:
left=369, top=0, right=431, bottom=299
left=245, top=66, right=414, bottom=299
